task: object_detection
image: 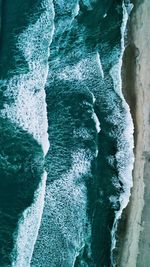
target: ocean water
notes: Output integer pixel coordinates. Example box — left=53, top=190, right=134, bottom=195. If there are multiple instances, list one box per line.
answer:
left=0, top=1, right=134, bottom=267
left=0, top=1, right=53, bottom=266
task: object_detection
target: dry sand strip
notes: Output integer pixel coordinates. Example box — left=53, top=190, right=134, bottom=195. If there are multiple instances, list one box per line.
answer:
left=117, top=0, right=150, bottom=266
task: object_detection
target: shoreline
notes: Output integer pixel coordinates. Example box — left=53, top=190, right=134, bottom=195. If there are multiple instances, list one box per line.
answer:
left=116, top=0, right=150, bottom=266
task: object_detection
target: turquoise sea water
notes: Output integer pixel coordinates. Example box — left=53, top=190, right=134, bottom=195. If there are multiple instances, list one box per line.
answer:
left=0, top=1, right=133, bottom=266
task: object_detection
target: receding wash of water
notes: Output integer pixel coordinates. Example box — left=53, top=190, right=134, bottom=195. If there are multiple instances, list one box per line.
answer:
left=0, top=1, right=134, bottom=266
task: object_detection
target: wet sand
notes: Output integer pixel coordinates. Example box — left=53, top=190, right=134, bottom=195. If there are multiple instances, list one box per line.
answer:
left=117, top=0, right=150, bottom=266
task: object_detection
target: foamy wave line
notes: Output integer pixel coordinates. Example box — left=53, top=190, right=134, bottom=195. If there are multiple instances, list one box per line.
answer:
left=110, top=2, right=134, bottom=266
left=92, top=93, right=101, bottom=134
left=96, top=51, right=104, bottom=79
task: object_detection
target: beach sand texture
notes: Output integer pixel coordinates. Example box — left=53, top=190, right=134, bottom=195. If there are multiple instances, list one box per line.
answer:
left=119, top=0, right=150, bottom=266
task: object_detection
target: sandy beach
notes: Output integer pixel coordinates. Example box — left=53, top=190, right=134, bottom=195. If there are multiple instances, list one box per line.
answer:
left=117, top=0, right=150, bottom=266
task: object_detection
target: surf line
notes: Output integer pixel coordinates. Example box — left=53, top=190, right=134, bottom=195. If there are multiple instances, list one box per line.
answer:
left=110, top=2, right=134, bottom=266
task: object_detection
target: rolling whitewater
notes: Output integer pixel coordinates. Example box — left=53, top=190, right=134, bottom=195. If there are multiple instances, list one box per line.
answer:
left=0, top=1, right=134, bottom=267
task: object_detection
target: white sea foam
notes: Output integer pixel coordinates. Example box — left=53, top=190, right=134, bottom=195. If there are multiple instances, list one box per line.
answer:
left=96, top=51, right=104, bottom=79
left=109, top=1, right=127, bottom=97
left=110, top=110, right=134, bottom=266
left=2, top=81, right=49, bottom=155
left=110, top=2, right=134, bottom=266
left=73, top=1, right=80, bottom=17
left=58, top=52, right=105, bottom=83
left=91, top=92, right=101, bottom=133
left=31, top=149, right=92, bottom=266
left=109, top=1, right=132, bottom=99
left=0, top=0, right=55, bottom=265
left=92, top=112, right=101, bottom=133
left=58, top=60, right=84, bottom=81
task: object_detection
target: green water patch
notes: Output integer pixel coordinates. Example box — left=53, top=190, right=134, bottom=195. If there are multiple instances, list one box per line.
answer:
left=0, top=117, right=44, bottom=266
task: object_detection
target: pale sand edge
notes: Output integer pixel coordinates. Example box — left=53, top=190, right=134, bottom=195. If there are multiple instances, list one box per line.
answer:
left=119, top=0, right=150, bottom=266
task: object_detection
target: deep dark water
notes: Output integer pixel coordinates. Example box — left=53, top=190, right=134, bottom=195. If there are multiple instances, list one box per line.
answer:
left=0, top=118, right=44, bottom=266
